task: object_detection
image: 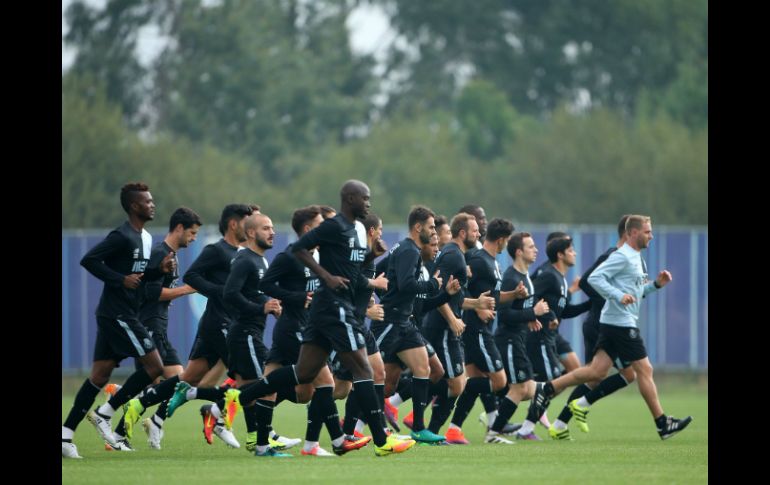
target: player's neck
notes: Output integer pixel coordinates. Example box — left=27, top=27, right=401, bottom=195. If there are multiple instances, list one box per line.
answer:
left=513, top=259, right=529, bottom=274
left=246, top=240, right=266, bottom=256
left=164, top=235, right=180, bottom=252
left=127, top=214, right=146, bottom=232
left=552, top=261, right=569, bottom=275
left=223, top=233, right=241, bottom=248
left=482, top=241, right=497, bottom=258
left=452, top=238, right=468, bottom=253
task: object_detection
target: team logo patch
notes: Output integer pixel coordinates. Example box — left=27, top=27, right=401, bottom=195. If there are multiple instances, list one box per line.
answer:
left=517, top=370, right=526, bottom=381
left=357, top=333, right=365, bottom=346
left=143, top=338, right=153, bottom=350
left=629, top=328, right=639, bottom=339
left=455, top=363, right=463, bottom=374
left=495, top=359, right=502, bottom=369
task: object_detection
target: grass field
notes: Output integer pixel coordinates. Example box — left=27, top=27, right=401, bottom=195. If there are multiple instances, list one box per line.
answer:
left=62, top=376, right=707, bottom=484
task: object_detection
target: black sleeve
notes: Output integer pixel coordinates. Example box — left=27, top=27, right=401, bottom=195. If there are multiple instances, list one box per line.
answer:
left=441, top=251, right=466, bottom=307
left=562, top=298, right=592, bottom=319
left=579, top=252, right=610, bottom=300
left=80, top=230, right=128, bottom=287
left=223, top=257, right=265, bottom=315
left=259, top=253, right=307, bottom=307
left=396, top=250, right=438, bottom=295
left=468, top=257, right=498, bottom=304
left=498, top=273, right=535, bottom=326
left=293, top=218, right=337, bottom=252
left=184, top=245, right=225, bottom=298
left=143, top=247, right=166, bottom=304
left=422, top=290, right=452, bottom=313
left=534, top=273, right=557, bottom=323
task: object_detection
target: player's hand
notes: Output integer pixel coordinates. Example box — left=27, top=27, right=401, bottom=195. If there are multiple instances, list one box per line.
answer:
left=366, top=303, right=384, bottom=321
left=124, top=273, right=143, bottom=289
left=449, top=316, right=466, bottom=337
left=533, top=298, right=549, bottom=316
left=371, top=273, right=388, bottom=290
left=325, top=275, right=350, bottom=291
left=476, top=290, right=495, bottom=310
left=445, top=275, right=461, bottom=295
left=305, top=292, right=313, bottom=309
left=160, top=251, right=176, bottom=273
left=620, top=294, right=636, bottom=305
left=656, top=270, right=672, bottom=288
left=569, top=276, right=581, bottom=294
left=476, top=308, right=496, bottom=323
left=512, top=281, right=528, bottom=299
left=548, top=319, right=559, bottom=330
left=432, top=269, right=443, bottom=288
left=528, top=320, right=542, bottom=332
left=265, top=299, right=282, bottom=316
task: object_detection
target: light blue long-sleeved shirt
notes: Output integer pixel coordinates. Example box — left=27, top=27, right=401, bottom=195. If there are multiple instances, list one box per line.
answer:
left=587, top=243, right=658, bottom=328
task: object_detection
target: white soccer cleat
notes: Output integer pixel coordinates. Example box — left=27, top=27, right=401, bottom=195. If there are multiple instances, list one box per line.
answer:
left=301, top=445, right=335, bottom=456
left=143, top=418, right=164, bottom=450
left=269, top=434, right=301, bottom=450
left=106, top=437, right=135, bottom=451
left=484, top=432, right=515, bottom=444
left=87, top=410, right=118, bottom=447
left=62, top=442, right=82, bottom=459
left=214, top=424, right=241, bottom=448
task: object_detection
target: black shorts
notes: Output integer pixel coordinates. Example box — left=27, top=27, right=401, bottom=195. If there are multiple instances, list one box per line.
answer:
left=303, top=300, right=368, bottom=354
left=188, top=321, right=230, bottom=369
left=526, top=337, right=563, bottom=382
left=329, top=329, right=380, bottom=381
left=94, top=315, right=156, bottom=364
left=582, top=319, right=601, bottom=364
left=495, top=331, right=533, bottom=384
left=226, top=325, right=268, bottom=381
left=596, top=324, right=646, bottom=367
left=462, top=331, right=504, bottom=373
left=555, top=332, right=573, bottom=357
left=423, top=327, right=465, bottom=379
left=267, top=320, right=304, bottom=366
left=134, top=319, right=182, bottom=370
left=373, top=321, right=426, bottom=365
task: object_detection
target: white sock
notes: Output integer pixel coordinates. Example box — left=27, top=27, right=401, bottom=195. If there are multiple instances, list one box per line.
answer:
left=487, top=411, right=498, bottom=425
left=331, top=435, right=345, bottom=447
left=389, top=394, right=404, bottom=407
left=448, top=423, right=461, bottom=431
left=186, top=387, right=198, bottom=400
left=553, top=419, right=568, bottom=430
left=355, top=420, right=365, bottom=434
left=518, top=420, right=535, bottom=435
left=270, top=430, right=279, bottom=439
left=576, top=397, right=590, bottom=408
left=62, top=426, right=74, bottom=440
left=256, top=444, right=269, bottom=454
left=152, top=415, right=164, bottom=427
left=210, top=403, right=222, bottom=420
left=539, top=412, right=551, bottom=428
left=303, top=440, right=319, bottom=452
left=97, top=403, right=116, bottom=417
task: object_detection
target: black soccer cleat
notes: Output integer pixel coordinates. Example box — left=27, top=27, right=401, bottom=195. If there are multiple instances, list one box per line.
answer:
left=658, top=415, right=693, bottom=440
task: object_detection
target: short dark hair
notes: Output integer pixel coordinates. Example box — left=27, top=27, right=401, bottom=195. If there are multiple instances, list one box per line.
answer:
left=506, top=232, right=531, bottom=259
left=408, top=205, right=435, bottom=229
left=435, top=215, right=448, bottom=229
left=320, top=205, right=336, bottom=219
left=546, top=236, right=573, bottom=263
left=248, top=204, right=261, bottom=213
left=617, top=215, right=631, bottom=238
left=546, top=231, right=569, bottom=243
left=450, top=212, right=475, bottom=238
left=486, top=218, right=514, bottom=242
left=363, top=212, right=381, bottom=233
left=120, top=182, right=149, bottom=213
left=169, top=207, right=202, bottom=232
left=218, top=204, right=253, bottom=236
left=458, top=204, right=483, bottom=220
left=291, top=205, right=322, bottom=237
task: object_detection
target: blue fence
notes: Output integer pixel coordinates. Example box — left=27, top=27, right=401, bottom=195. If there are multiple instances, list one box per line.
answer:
left=62, top=224, right=708, bottom=372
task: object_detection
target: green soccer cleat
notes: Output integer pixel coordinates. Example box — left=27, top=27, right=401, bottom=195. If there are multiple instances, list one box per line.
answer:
left=374, top=435, right=416, bottom=456
left=245, top=432, right=257, bottom=453
left=410, top=428, right=446, bottom=443
left=568, top=399, right=590, bottom=433
left=255, top=447, right=292, bottom=457
left=123, top=399, right=145, bottom=439
left=166, top=381, right=191, bottom=418
left=548, top=425, right=574, bottom=441
left=223, top=388, right=242, bottom=430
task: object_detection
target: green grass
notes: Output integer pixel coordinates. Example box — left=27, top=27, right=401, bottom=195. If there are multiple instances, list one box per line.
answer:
left=62, top=378, right=707, bottom=484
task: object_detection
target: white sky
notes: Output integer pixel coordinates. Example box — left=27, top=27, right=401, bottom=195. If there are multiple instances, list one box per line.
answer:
left=62, top=0, right=393, bottom=72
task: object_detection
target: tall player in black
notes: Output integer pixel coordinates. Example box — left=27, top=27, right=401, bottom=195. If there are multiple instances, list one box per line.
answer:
left=114, top=207, right=202, bottom=449
left=132, top=204, right=254, bottom=448
left=62, top=182, right=175, bottom=459
left=446, top=218, right=526, bottom=444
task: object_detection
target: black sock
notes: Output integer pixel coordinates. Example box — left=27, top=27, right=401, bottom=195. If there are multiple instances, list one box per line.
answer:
left=243, top=402, right=258, bottom=434
left=343, top=389, right=361, bottom=435
left=314, top=386, right=343, bottom=441
left=352, top=380, right=388, bottom=446
left=428, top=379, right=448, bottom=401
left=108, top=368, right=154, bottom=409
left=429, top=391, right=456, bottom=434
left=114, top=415, right=127, bottom=437
left=139, top=376, right=179, bottom=408
left=239, top=366, right=298, bottom=404
left=491, top=396, right=518, bottom=432
left=450, top=377, right=490, bottom=428
left=196, top=387, right=226, bottom=402
left=585, top=373, right=629, bottom=404
left=557, top=383, right=592, bottom=423
left=480, top=391, right=498, bottom=413
left=276, top=385, right=298, bottom=404
left=155, top=400, right=169, bottom=420
left=255, top=399, right=275, bottom=446
left=655, top=414, right=667, bottom=429
left=63, top=379, right=102, bottom=431
left=374, top=383, right=387, bottom=430
left=305, top=391, right=324, bottom=442
left=543, top=381, right=556, bottom=399
left=411, top=377, right=430, bottom=432
left=396, top=375, right=413, bottom=402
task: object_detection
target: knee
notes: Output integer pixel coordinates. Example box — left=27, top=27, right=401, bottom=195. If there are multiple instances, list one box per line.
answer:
left=621, top=368, right=636, bottom=384
left=89, top=374, right=109, bottom=388
left=490, top=373, right=507, bottom=392
left=295, top=385, right=314, bottom=404
left=372, top=365, right=385, bottom=383
left=448, top=377, right=465, bottom=397
left=333, top=382, right=351, bottom=400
